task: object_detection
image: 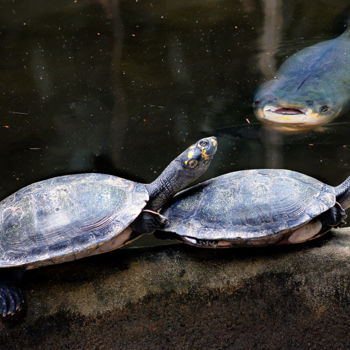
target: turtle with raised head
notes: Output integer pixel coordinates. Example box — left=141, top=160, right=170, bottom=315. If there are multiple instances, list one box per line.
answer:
left=160, top=169, right=349, bottom=247
left=0, top=136, right=218, bottom=316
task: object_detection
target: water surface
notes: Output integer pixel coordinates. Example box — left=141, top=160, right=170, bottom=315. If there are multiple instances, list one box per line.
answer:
left=0, top=0, right=349, bottom=231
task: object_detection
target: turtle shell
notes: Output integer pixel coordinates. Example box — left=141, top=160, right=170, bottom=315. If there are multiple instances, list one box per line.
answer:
left=0, top=173, right=149, bottom=268
left=161, top=169, right=335, bottom=243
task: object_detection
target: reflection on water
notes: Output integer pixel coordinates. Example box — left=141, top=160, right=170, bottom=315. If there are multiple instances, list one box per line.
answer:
left=0, top=1, right=349, bottom=230
left=213, top=120, right=350, bottom=206
left=255, top=0, right=284, bottom=168
left=257, top=0, right=283, bottom=80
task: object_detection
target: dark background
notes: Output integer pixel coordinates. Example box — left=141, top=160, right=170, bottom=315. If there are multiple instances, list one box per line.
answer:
left=0, top=0, right=349, bottom=200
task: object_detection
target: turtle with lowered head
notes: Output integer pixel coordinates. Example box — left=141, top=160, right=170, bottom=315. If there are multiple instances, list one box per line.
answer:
left=0, top=136, right=217, bottom=317
left=160, top=169, right=349, bottom=247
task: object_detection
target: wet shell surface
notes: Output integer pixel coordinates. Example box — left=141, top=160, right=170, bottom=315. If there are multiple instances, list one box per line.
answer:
left=161, top=169, right=335, bottom=242
left=0, top=173, right=149, bottom=267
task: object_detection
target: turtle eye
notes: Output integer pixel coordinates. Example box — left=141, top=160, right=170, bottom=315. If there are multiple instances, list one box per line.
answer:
left=188, top=159, right=199, bottom=169
left=199, top=140, right=208, bottom=148
left=320, top=105, right=329, bottom=113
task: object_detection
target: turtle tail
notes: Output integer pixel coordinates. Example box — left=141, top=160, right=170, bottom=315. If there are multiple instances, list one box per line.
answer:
left=335, top=176, right=350, bottom=210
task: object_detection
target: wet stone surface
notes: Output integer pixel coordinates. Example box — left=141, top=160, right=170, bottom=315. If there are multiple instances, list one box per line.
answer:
left=1, top=228, right=350, bottom=349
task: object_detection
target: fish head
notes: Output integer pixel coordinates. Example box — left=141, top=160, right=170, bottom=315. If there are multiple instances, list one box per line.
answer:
left=253, top=77, right=342, bottom=132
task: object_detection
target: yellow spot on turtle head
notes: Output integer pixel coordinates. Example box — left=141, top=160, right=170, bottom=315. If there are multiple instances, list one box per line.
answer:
left=189, top=145, right=195, bottom=149
left=211, top=138, right=217, bottom=147
left=187, top=150, right=194, bottom=159
left=184, top=160, right=188, bottom=165
left=201, top=149, right=209, bottom=160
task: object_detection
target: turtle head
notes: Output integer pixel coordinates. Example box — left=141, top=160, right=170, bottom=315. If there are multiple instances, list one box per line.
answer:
left=146, top=136, right=218, bottom=211
left=180, top=136, right=217, bottom=174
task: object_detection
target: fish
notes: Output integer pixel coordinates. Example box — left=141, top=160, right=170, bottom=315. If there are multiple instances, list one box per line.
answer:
left=254, top=26, right=350, bottom=133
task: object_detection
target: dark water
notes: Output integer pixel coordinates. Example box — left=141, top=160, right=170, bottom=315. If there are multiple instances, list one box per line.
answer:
left=0, top=1, right=349, bottom=224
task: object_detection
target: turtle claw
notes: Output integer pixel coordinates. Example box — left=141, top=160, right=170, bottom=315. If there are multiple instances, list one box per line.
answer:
left=0, top=284, right=23, bottom=317
left=338, top=218, right=347, bottom=227
left=131, top=210, right=169, bottom=234
left=156, top=213, right=169, bottom=227
left=143, top=210, right=168, bottom=230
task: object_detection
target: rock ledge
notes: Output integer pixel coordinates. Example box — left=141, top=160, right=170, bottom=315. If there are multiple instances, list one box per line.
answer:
left=2, top=228, right=350, bottom=349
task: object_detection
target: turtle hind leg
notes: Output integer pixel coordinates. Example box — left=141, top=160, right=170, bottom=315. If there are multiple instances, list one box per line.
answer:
left=337, top=188, right=350, bottom=210
left=319, top=203, right=347, bottom=230
left=286, top=204, right=347, bottom=245
left=0, top=268, right=25, bottom=317
left=130, top=209, right=168, bottom=234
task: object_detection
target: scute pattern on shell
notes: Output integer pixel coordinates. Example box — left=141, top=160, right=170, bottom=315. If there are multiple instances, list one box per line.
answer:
left=0, top=173, right=149, bottom=267
left=162, top=169, right=335, bottom=241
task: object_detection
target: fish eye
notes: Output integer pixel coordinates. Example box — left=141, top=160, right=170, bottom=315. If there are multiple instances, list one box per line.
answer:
left=319, top=105, right=329, bottom=113
left=305, top=100, right=313, bottom=106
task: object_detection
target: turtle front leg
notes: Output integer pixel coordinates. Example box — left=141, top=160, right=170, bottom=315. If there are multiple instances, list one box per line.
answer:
left=0, top=268, right=25, bottom=317
left=130, top=209, right=168, bottom=234
left=0, top=284, right=23, bottom=317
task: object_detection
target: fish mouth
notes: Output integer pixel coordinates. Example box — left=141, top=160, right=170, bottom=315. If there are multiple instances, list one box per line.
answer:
left=263, top=105, right=311, bottom=121
left=273, top=107, right=306, bottom=115
left=255, top=105, right=333, bottom=132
